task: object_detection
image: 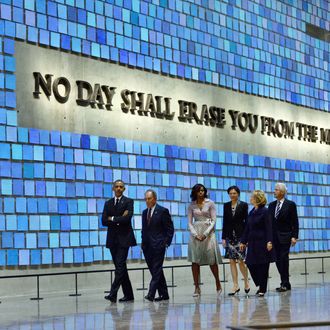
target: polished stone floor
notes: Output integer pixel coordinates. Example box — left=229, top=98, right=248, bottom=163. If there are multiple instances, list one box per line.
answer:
left=0, top=274, right=329, bottom=329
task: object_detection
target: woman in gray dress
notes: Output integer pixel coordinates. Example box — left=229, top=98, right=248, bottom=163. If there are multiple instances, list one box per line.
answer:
left=188, top=184, right=222, bottom=297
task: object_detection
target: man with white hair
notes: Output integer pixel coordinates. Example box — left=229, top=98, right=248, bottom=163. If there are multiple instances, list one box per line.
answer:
left=269, top=183, right=299, bottom=292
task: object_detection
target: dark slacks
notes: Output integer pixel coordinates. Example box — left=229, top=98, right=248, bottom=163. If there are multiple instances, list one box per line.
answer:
left=248, top=263, right=270, bottom=293
left=274, top=240, right=291, bottom=288
left=143, top=247, right=168, bottom=299
left=109, top=246, right=134, bottom=298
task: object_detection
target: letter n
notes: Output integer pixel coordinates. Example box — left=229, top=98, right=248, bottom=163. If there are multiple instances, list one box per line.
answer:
left=33, top=72, right=53, bottom=99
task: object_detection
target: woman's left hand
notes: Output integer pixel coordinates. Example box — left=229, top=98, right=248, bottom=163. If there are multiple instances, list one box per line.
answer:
left=267, top=242, right=273, bottom=251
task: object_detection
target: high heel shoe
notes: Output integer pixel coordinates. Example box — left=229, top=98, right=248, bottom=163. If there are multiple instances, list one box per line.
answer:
left=193, top=287, right=201, bottom=297
left=228, top=288, right=240, bottom=296
left=244, top=287, right=250, bottom=294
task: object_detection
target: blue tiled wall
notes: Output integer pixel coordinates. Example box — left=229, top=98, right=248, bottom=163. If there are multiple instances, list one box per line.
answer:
left=0, top=0, right=329, bottom=111
left=0, top=1, right=329, bottom=266
left=0, top=128, right=329, bottom=266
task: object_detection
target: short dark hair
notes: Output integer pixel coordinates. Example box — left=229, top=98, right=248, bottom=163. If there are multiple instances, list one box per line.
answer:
left=190, top=184, right=208, bottom=201
left=227, top=185, right=240, bottom=195
left=113, top=179, right=125, bottom=187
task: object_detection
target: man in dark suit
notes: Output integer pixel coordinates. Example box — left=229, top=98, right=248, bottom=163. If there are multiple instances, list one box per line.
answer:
left=269, top=182, right=299, bottom=292
left=102, top=180, right=137, bottom=302
left=142, top=189, right=174, bottom=302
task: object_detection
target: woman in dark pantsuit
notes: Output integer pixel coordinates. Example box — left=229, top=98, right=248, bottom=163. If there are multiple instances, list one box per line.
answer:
left=240, top=190, right=275, bottom=297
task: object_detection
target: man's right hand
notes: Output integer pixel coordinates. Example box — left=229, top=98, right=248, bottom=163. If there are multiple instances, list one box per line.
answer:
left=108, top=210, right=128, bottom=223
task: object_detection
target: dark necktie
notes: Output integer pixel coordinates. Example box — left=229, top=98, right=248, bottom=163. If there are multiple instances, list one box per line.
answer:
left=147, top=208, right=152, bottom=225
left=115, top=198, right=120, bottom=206
left=275, top=201, right=281, bottom=219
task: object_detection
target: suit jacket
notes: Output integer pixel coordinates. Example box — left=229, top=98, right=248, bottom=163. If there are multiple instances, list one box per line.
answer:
left=241, top=206, right=275, bottom=265
left=102, top=196, right=137, bottom=248
left=268, top=198, right=299, bottom=243
left=222, top=201, right=248, bottom=240
left=141, top=204, right=174, bottom=250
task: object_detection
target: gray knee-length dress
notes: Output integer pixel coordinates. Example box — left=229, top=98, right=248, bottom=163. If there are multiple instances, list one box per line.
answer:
left=187, top=199, right=222, bottom=265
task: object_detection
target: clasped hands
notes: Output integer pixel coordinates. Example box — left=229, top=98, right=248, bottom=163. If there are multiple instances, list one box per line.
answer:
left=107, top=210, right=129, bottom=223
left=195, top=234, right=206, bottom=241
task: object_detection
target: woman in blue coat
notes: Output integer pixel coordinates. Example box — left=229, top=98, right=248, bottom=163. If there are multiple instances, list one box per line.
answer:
left=240, top=190, right=275, bottom=297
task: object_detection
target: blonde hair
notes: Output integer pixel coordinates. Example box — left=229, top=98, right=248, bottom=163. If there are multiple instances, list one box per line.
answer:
left=251, top=190, right=267, bottom=207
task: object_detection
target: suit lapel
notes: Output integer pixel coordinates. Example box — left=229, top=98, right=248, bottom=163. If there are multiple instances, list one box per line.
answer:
left=110, top=198, right=115, bottom=207
left=230, top=201, right=240, bottom=219
left=149, top=204, right=159, bottom=225
left=226, top=202, right=232, bottom=218
left=143, top=204, right=158, bottom=228
left=119, top=196, right=125, bottom=208
left=278, top=199, right=288, bottom=219
left=142, top=209, right=147, bottom=227
left=143, top=206, right=153, bottom=225
left=269, top=200, right=277, bottom=218
left=152, top=204, right=158, bottom=219
left=235, top=201, right=242, bottom=216
left=113, top=196, right=125, bottom=208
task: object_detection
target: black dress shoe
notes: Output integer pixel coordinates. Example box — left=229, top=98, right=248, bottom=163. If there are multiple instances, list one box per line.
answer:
left=104, top=294, right=117, bottom=302
left=154, top=295, right=169, bottom=302
left=276, top=286, right=288, bottom=292
left=119, top=296, right=134, bottom=302
left=144, top=295, right=154, bottom=302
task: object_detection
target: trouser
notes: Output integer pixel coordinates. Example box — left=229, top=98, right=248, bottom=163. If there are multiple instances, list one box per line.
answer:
left=109, top=246, right=134, bottom=298
left=143, top=247, right=168, bottom=299
left=274, top=240, right=291, bottom=288
left=247, top=263, right=270, bottom=293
